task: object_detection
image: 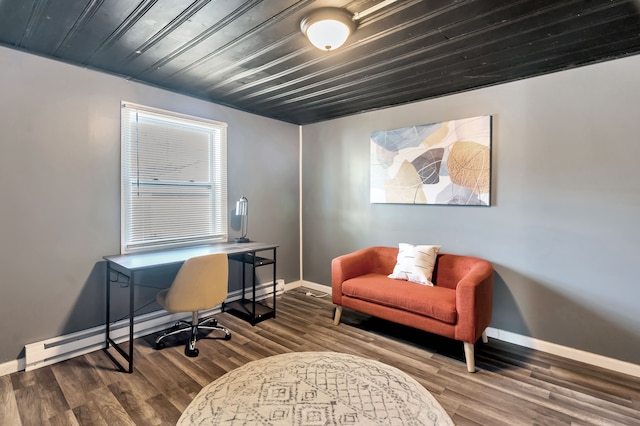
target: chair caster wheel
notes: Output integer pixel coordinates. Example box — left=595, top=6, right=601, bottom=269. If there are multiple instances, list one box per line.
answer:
left=224, top=334, right=232, bottom=341
left=155, top=340, right=166, bottom=350
left=185, top=347, right=199, bottom=357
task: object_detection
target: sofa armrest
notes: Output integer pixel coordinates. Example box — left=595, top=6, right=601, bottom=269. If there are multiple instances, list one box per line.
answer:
left=331, top=246, right=398, bottom=304
left=454, top=259, right=494, bottom=343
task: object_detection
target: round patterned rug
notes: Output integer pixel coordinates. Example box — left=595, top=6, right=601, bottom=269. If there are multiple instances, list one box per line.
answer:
left=178, top=351, right=454, bottom=425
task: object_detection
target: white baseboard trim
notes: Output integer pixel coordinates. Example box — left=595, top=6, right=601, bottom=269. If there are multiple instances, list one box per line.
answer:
left=291, top=281, right=640, bottom=378
left=0, top=358, right=25, bottom=377
left=4, top=280, right=638, bottom=379
left=485, top=327, right=640, bottom=378
left=0, top=279, right=285, bottom=377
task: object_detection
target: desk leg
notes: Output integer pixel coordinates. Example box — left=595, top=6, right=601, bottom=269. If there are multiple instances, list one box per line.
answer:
left=272, top=248, right=277, bottom=318
left=103, top=264, right=135, bottom=374
left=252, top=251, right=257, bottom=324
left=128, top=271, right=134, bottom=373
left=105, top=262, right=111, bottom=349
left=241, top=257, right=246, bottom=300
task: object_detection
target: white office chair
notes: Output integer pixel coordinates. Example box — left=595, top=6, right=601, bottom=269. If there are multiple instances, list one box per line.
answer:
left=155, top=253, right=231, bottom=357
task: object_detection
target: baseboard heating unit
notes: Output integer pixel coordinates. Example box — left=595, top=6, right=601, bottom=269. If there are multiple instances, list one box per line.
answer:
left=23, top=279, right=284, bottom=372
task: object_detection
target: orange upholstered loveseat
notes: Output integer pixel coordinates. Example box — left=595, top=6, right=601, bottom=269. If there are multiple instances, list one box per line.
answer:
left=332, top=246, right=494, bottom=372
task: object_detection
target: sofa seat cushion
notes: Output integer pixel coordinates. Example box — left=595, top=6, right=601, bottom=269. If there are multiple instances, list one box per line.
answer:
left=341, top=273, right=457, bottom=324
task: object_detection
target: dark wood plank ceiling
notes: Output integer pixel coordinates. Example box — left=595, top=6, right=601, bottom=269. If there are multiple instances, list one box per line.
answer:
left=1, top=0, right=639, bottom=125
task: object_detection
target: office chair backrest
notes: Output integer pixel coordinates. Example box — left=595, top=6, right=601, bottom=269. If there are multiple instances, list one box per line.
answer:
left=162, top=253, right=229, bottom=313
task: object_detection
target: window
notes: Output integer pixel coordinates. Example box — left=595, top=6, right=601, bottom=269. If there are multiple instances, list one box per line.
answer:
left=120, top=102, right=227, bottom=253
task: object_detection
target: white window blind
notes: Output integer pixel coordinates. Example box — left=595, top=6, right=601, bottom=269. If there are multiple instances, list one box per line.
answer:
left=121, top=102, right=227, bottom=253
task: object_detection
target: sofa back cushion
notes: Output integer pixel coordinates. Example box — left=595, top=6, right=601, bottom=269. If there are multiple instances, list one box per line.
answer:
left=433, top=253, right=490, bottom=290
left=333, top=247, right=492, bottom=291
left=365, top=246, right=401, bottom=275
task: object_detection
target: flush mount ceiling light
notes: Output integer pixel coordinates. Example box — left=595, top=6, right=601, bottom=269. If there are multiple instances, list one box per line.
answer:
left=300, top=7, right=356, bottom=51
left=300, top=0, right=400, bottom=52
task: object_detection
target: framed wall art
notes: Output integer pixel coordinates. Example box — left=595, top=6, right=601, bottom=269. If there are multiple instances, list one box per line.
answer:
left=370, top=115, right=492, bottom=206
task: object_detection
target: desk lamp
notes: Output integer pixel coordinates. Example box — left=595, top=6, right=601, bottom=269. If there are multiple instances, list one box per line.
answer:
left=235, top=196, right=250, bottom=243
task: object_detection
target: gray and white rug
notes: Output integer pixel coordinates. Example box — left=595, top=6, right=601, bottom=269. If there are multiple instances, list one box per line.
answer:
left=178, top=351, right=454, bottom=425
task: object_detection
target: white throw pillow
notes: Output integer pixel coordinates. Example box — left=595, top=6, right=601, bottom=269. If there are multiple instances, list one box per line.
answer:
left=388, top=243, right=441, bottom=286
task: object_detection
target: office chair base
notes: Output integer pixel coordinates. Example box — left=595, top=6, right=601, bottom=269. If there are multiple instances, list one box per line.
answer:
left=155, top=314, right=231, bottom=356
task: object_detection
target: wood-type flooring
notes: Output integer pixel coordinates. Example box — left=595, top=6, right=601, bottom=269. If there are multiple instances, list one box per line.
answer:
left=1, top=288, right=639, bottom=425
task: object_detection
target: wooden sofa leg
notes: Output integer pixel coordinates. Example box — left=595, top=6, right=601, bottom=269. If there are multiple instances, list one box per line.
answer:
left=333, top=306, right=342, bottom=325
left=464, top=342, right=476, bottom=373
left=482, top=330, right=488, bottom=344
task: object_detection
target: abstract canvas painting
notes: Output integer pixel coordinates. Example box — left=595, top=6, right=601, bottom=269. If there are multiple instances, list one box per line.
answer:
left=370, top=115, right=491, bottom=205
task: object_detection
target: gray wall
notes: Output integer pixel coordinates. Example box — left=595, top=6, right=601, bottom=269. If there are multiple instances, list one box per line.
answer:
left=0, top=46, right=300, bottom=363
left=301, top=54, right=640, bottom=365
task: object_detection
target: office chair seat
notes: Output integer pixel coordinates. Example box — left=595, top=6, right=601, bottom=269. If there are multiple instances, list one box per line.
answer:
left=155, top=253, right=231, bottom=357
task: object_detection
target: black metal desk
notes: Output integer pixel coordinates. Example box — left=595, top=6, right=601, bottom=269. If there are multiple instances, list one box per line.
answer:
left=103, top=242, right=278, bottom=373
